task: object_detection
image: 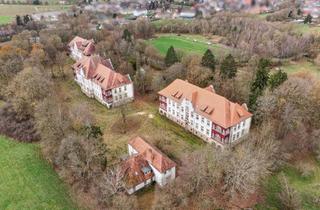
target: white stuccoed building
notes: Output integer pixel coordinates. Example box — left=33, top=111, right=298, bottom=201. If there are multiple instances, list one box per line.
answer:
left=122, top=136, right=176, bottom=194
left=72, top=55, right=134, bottom=108
left=68, top=36, right=95, bottom=61
left=158, top=79, right=253, bottom=148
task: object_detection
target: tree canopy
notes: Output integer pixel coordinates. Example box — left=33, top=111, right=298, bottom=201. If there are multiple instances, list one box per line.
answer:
left=220, top=54, right=237, bottom=79
left=165, top=46, right=178, bottom=67
left=201, top=49, right=215, bottom=71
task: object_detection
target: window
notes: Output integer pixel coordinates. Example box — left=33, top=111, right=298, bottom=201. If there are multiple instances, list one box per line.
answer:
left=196, top=115, right=199, bottom=120
left=236, top=132, right=239, bottom=139
left=114, top=89, right=117, bottom=93
left=191, top=112, right=194, bottom=118
left=119, top=95, right=122, bottom=100
left=237, top=124, right=240, bottom=129
left=207, top=120, right=210, bottom=126
left=234, top=127, right=236, bottom=132
left=181, top=107, right=184, bottom=112
left=201, top=117, right=204, bottom=123
left=177, top=113, right=180, bottom=117
left=124, top=93, right=128, bottom=98
left=173, top=110, right=175, bottom=115
left=206, top=129, right=210, bottom=135
left=115, top=96, right=118, bottom=100
left=119, top=87, right=122, bottom=93
left=242, top=121, right=245, bottom=127
left=169, top=108, right=171, bottom=112
left=201, top=126, right=204, bottom=132
left=124, top=86, right=127, bottom=91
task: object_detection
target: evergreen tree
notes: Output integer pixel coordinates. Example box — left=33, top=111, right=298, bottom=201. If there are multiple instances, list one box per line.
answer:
left=201, top=49, right=215, bottom=72
left=122, top=29, right=132, bottom=42
left=304, top=14, right=312, bottom=24
left=269, top=70, right=288, bottom=91
left=248, top=58, right=270, bottom=111
left=16, top=15, right=22, bottom=26
left=165, top=46, right=178, bottom=67
left=220, top=54, right=237, bottom=79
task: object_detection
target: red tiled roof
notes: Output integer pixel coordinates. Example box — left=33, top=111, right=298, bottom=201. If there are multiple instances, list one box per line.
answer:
left=121, top=154, right=154, bottom=187
left=73, top=55, right=131, bottom=90
left=158, top=79, right=252, bottom=128
left=68, top=36, right=95, bottom=56
left=128, top=136, right=176, bottom=173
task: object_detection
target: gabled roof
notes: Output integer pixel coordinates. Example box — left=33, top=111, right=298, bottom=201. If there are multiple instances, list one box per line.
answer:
left=73, top=55, right=131, bottom=90
left=158, top=79, right=252, bottom=128
left=121, top=154, right=154, bottom=187
left=68, top=36, right=95, bottom=56
left=128, top=136, right=176, bottom=173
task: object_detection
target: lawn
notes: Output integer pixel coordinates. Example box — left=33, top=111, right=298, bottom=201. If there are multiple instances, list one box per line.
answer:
left=0, top=16, right=13, bottom=25
left=60, top=73, right=205, bottom=209
left=0, top=136, right=78, bottom=210
left=60, top=77, right=204, bottom=165
left=148, top=34, right=231, bottom=58
left=292, top=23, right=320, bottom=35
left=273, top=60, right=320, bottom=79
left=0, top=4, right=70, bottom=25
left=257, top=158, right=320, bottom=210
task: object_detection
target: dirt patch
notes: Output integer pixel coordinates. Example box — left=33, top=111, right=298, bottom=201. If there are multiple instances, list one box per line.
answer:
left=111, top=116, right=142, bottom=134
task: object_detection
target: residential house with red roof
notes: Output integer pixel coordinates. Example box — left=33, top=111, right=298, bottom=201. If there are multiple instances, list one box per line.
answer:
left=68, top=36, right=95, bottom=61
left=72, top=54, right=134, bottom=108
left=158, top=79, right=252, bottom=148
left=122, top=136, right=176, bottom=194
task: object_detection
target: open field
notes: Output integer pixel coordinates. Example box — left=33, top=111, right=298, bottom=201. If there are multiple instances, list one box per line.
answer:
left=0, top=136, right=77, bottom=210
left=148, top=34, right=231, bottom=58
left=292, top=23, right=320, bottom=35
left=257, top=157, right=320, bottom=210
left=0, top=4, right=70, bottom=25
left=272, top=60, right=320, bottom=79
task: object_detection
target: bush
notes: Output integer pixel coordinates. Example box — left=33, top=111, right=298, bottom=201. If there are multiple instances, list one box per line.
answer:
left=0, top=103, right=39, bottom=142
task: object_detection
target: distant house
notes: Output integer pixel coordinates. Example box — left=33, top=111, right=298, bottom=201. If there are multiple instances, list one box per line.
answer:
left=122, top=136, right=176, bottom=194
left=179, top=10, right=196, bottom=19
left=72, top=54, right=134, bottom=108
left=68, top=36, right=95, bottom=61
left=158, top=79, right=252, bottom=148
left=133, top=9, right=148, bottom=17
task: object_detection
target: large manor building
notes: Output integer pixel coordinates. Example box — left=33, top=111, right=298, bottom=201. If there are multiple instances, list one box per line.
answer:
left=158, top=79, right=252, bottom=147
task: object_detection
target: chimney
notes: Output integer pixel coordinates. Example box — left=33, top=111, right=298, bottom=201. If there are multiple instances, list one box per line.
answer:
left=205, top=85, right=215, bottom=93
left=241, top=103, right=248, bottom=111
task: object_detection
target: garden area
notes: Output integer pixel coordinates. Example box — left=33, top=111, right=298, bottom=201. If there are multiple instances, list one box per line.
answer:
left=0, top=136, right=77, bottom=210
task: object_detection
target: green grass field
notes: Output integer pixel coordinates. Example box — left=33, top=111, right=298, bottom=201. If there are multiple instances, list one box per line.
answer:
left=0, top=4, right=70, bottom=25
left=0, top=16, right=13, bottom=25
left=0, top=136, right=78, bottom=210
left=273, top=60, right=320, bottom=79
left=148, top=34, right=231, bottom=58
left=257, top=159, right=320, bottom=210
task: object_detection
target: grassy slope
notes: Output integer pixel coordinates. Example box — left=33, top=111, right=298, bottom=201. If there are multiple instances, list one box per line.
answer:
left=257, top=160, right=320, bottom=210
left=148, top=34, right=230, bottom=57
left=0, top=136, right=77, bottom=210
left=273, top=60, right=320, bottom=79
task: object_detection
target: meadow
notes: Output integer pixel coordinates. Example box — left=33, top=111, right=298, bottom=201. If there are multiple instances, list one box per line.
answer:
left=0, top=136, right=77, bottom=210
left=148, top=34, right=231, bottom=58
left=0, top=4, right=70, bottom=25
left=272, top=60, right=320, bottom=79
